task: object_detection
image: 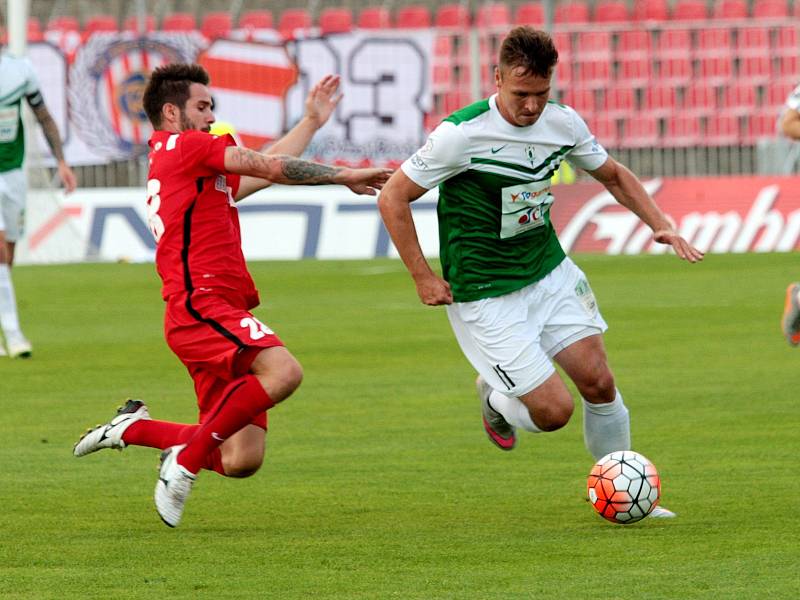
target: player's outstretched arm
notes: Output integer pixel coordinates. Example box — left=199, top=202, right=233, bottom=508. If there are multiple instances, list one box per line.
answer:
left=30, top=103, right=77, bottom=193
left=226, top=147, right=391, bottom=199
left=377, top=170, right=453, bottom=305
left=588, top=157, right=704, bottom=263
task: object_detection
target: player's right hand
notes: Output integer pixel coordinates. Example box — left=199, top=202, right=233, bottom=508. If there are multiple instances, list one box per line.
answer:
left=415, top=274, right=453, bottom=306
left=339, top=167, right=393, bottom=196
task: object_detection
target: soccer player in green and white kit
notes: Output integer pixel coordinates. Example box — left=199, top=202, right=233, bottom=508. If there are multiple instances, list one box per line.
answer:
left=378, top=27, right=703, bottom=518
left=0, top=47, right=77, bottom=357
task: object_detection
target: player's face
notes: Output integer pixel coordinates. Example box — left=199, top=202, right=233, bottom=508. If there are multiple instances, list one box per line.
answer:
left=494, top=66, right=551, bottom=127
left=179, top=83, right=216, bottom=133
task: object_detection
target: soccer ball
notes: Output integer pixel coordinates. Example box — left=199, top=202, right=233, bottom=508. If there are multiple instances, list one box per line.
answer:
left=587, top=450, right=661, bottom=524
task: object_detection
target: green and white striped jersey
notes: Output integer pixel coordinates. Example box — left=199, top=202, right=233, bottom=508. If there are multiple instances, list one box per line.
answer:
left=401, top=94, right=608, bottom=302
left=0, top=52, right=43, bottom=173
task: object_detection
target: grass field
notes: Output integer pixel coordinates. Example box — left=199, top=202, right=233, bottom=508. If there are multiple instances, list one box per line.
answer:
left=1, top=253, right=798, bottom=599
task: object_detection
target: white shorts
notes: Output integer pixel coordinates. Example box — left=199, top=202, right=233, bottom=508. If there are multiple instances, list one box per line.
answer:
left=446, top=257, right=608, bottom=397
left=0, top=168, right=27, bottom=242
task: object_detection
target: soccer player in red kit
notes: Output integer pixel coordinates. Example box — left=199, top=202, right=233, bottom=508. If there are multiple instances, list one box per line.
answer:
left=73, top=64, right=391, bottom=527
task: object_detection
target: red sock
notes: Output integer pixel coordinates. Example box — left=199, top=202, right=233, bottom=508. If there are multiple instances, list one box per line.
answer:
left=122, top=421, right=226, bottom=475
left=122, top=420, right=199, bottom=449
left=177, top=374, right=274, bottom=474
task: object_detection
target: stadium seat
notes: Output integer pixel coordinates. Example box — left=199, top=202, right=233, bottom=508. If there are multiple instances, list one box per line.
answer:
left=766, top=81, right=795, bottom=109
left=670, top=0, right=709, bottom=20
left=84, top=15, right=118, bottom=35
left=713, top=0, right=748, bottom=18
left=773, top=55, right=799, bottom=82
left=319, top=8, right=353, bottom=34
left=593, top=0, right=630, bottom=22
left=278, top=8, right=312, bottom=39
left=642, top=85, right=679, bottom=116
left=442, top=91, right=473, bottom=113
left=396, top=5, right=432, bottom=28
left=358, top=7, right=391, bottom=29
left=436, top=4, right=471, bottom=27
left=562, top=87, right=596, bottom=116
left=123, top=15, right=156, bottom=33
left=162, top=13, right=196, bottom=32
left=705, top=114, right=740, bottom=145
left=552, top=31, right=573, bottom=58
left=476, top=3, right=512, bottom=26
left=555, top=1, right=590, bottom=23
left=200, top=12, right=232, bottom=39
left=621, top=115, right=660, bottom=147
left=616, top=30, right=653, bottom=56
left=656, top=28, right=692, bottom=55
left=684, top=84, right=718, bottom=115
left=27, top=17, right=44, bottom=41
left=752, top=0, right=789, bottom=17
left=599, top=86, right=638, bottom=117
left=238, top=9, right=274, bottom=29
left=574, top=31, right=612, bottom=57
left=515, top=2, right=545, bottom=25
left=617, top=56, right=653, bottom=86
left=774, top=26, right=798, bottom=55
left=736, top=27, right=770, bottom=53
left=663, top=114, right=702, bottom=146
left=738, top=55, right=772, bottom=84
left=722, top=83, right=759, bottom=115
left=656, top=57, right=692, bottom=84
left=695, top=28, right=732, bottom=55
left=46, top=15, right=80, bottom=32
left=632, top=0, right=669, bottom=21
left=587, top=115, right=620, bottom=147
left=697, top=56, right=734, bottom=83
left=744, top=110, right=779, bottom=143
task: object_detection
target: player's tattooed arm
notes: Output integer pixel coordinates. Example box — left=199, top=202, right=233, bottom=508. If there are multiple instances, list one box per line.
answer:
left=228, top=147, right=392, bottom=201
left=31, top=103, right=66, bottom=162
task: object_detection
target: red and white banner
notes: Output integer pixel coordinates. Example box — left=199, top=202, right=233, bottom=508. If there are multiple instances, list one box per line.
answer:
left=551, top=176, right=800, bottom=254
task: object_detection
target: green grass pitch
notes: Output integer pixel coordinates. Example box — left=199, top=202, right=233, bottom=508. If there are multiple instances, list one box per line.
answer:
left=1, top=253, right=797, bottom=599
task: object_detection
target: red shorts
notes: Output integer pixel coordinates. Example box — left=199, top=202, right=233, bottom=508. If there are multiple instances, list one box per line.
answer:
left=164, top=290, right=283, bottom=429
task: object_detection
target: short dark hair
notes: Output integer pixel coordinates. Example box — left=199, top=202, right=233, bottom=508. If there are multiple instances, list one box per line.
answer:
left=498, top=27, right=559, bottom=79
left=143, top=63, right=210, bottom=128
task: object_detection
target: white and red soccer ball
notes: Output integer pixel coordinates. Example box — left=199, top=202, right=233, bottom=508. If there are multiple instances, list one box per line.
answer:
left=587, top=450, right=661, bottom=524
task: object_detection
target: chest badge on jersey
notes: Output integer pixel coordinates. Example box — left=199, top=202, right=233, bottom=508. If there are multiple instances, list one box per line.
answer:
left=525, top=144, right=536, bottom=167
left=499, top=180, right=553, bottom=239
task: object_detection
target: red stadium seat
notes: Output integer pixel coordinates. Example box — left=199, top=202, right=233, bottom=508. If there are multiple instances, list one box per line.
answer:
left=46, top=15, right=80, bottom=32
left=574, top=31, right=612, bottom=57
left=713, top=0, right=748, bottom=18
left=238, top=10, right=274, bottom=30
left=396, top=6, right=432, bottom=28
left=562, top=87, right=597, bottom=116
left=695, top=28, right=732, bottom=55
left=697, top=56, right=734, bottom=83
left=84, top=15, right=118, bottom=35
left=684, top=84, right=718, bottom=115
left=736, top=27, right=770, bottom=53
left=476, top=3, right=512, bottom=26
left=766, top=81, right=795, bottom=109
left=663, top=114, right=702, bottom=146
left=27, top=17, right=44, bottom=41
left=616, top=30, right=653, bottom=56
left=656, top=28, right=692, bottom=55
left=774, top=27, right=798, bottom=55
left=436, top=4, right=471, bottom=27
left=358, top=7, right=391, bottom=29
left=632, top=0, right=669, bottom=21
left=617, top=56, right=653, bottom=85
left=642, top=85, right=678, bottom=116
left=657, top=57, right=693, bottom=84
left=200, top=12, right=232, bottom=39
left=555, top=1, right=590, bottom=23
left=319, top=8, right=353, bottom=34
left=600, top=86, right=638, bottom=117
left=123, top=15, right=156, bottom=33
left=621, top=115, right=660, bottom=147
left=705, top=114, right=740, bottom=145
left=587, top=116, right=620, bottom=147
left=744, top=111, right=780, bottom=143
left=515, top=3, right=545, bottom=25
left=278, top=8, right=312, bottom=39
left=774, top=55, right=799, bottom=82
left=738, top=55, right=772, bottom=84
left=670, top=0, right=709, bottom=20
left=752, top=0, right=789, bottom=17
left=721, top=83, right=759, bottom=115
left=162, top=13, right=196, bottom=32
left=593, top=0, right=630, bottom=22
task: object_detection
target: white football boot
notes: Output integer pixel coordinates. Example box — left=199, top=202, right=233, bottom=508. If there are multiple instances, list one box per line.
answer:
left=5, top=332, right=32, bottom=358
left=73, top=399, right=150, bottom=457
left=155, top=444, right=196, bottom=528
left=649, top=505, right=677, bottom=518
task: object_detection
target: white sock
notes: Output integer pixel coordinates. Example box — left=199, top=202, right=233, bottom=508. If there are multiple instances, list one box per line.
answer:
left=488, top=390, right=542, bottom=433
left=0, top=264, right=22, bottom=336
left=583, top=389, right=631, bottom=460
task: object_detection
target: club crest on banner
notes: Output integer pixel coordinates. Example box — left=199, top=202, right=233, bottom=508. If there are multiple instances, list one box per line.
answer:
left=69, top=33, right=206, bottom=159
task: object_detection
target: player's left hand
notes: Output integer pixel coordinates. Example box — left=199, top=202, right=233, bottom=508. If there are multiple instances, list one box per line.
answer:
left=338, top=167, right=393, bottom=196
left=305, top=75, right=342, bottom=129
left=57, top=160, right=77, bottom=194
left=653, top=229, right=704, bottom=263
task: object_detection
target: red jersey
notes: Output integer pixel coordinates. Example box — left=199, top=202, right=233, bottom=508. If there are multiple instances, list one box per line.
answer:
left=146, top=129, right=259, bottom=308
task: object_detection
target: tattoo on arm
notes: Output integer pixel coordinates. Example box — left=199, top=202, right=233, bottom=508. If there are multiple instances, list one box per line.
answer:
left=32, top=105, right=66, bottom=162
left=280, top=157, right=340, bottom=184
left=230, top=147, right=341, bottom=185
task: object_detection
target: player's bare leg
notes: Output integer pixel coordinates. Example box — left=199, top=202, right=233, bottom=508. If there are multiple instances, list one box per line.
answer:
left=0, top=238, right=31, bottom=358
